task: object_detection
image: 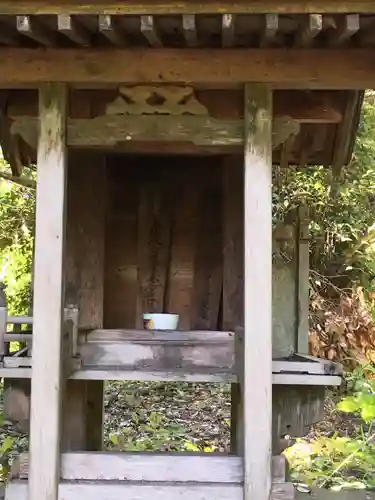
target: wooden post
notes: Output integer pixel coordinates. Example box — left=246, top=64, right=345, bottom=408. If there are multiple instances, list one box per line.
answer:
left=297, top=206, right=310, bottom=354
left=222, top=155, right=244, bottom=454
left=243, top=84, right=272, bottom=500
left=29, top=83, right=67, bottom=500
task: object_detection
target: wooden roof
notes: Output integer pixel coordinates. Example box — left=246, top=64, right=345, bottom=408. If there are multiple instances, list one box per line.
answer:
left=0, top=9, right=369, bottom=174
left=0, top=13, right=375, bottom=49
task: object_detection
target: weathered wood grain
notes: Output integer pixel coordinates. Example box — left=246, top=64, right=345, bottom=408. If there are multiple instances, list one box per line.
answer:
left=28, top=83, right=67, bottom=500
left=65, top=151, right=106, bottom=329
left=63, top=151, right=106, bottom=451
left=5, top=480, right=296, bottom=500
left=222, top=155, right=244, bottom=454
left=222, top=156, right=244, bottom=332
left=1, top=48, right=375, bottom=88
left=190, top=169, right=222, bottom=330
left=7, top=89, right=344, bottom=124
left=166, top=167, right=198, bottom=330
left=0, top=1, right=373, bottom=15
left=243, top=83, right=273, bottom=500
left=136, top=174, right=173, bottom=326
left=104, top=160, right=139, bottom=328
left=15, top=452, right=287, bottom=483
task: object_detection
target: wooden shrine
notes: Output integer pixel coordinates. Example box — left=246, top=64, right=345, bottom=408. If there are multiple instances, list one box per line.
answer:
left=0, top=2, right=373, bottom=500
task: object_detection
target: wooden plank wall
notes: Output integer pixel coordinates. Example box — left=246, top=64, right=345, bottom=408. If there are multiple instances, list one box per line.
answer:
left=103, top=153, right=299, bottom=354
left=104, top=155, right=223, bottom=330
left=64, top=150, right=106, bottom=451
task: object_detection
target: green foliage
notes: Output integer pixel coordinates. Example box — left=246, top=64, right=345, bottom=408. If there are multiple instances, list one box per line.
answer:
left=286, top=368, right=375, bottom=491
left=286, top=434, right=375, bottom=491
left=0, top=180, right=35, bottom=314
left=273, top=91, right=375, bottom=293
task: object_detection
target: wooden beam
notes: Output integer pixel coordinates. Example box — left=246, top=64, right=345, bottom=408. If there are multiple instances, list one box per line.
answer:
left=10, top=114, right=300, bottom=150
left=243, top=83, right=272, bottom=500
left=1, top=48, right=375, bottom=88
left=141, top=15, right=162, bottom=47
left=295, top=14, right=323, bottom=47
left=28, top=83, right=67, bottom=500
left=16, top=15, right=54, bottom=46
left=182, top=14, right=198, bottom=47
left=57, top=15, right=90, bottom=46
left=0, top=1, right=374, bottom=15
left=222, top=14, right=235, bottom=48
left=98, top=15, right=126, bottom=46
left=260, top=14, right=279, bottom=48
left=327, top=14, right=359, bottom=46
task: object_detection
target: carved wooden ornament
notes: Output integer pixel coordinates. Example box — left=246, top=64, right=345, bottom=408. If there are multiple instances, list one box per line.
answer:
left=106, top=86, right=209, bottom=116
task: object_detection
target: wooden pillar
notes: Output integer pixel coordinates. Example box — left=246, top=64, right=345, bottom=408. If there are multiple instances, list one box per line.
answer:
left=29, top=83, right=67, bottom=500
left=243, top=84, right=272, bottom=500
left=63, top=151, right=106, bottom=451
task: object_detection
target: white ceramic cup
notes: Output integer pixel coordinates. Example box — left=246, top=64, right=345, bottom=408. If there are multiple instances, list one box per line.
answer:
left=143, top=313, right=179, bottom=330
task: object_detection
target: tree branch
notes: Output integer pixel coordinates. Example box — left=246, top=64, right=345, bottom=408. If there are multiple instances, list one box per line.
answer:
left=0, top=170, right=36, bottom=189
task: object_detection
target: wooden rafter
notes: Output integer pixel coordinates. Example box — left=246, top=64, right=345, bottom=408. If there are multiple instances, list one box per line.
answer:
left=57, top=15, right=91, bottom=46
left=0, top=1, right=374, bottom=15
left=16, top=15, right=54, bottom=46
left=98, top=14, right=126, bottom=46
left=0, top=48, right=374, bottom=88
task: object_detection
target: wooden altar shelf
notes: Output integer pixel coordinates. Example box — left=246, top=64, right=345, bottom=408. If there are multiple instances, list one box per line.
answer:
left=0, top=329, right=342, bottom=385
left=7, top=452, right=295, bottom=500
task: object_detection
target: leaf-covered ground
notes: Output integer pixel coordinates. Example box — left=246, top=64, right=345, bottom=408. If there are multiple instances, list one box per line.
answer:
left=103, top=381, right=231, bottom=452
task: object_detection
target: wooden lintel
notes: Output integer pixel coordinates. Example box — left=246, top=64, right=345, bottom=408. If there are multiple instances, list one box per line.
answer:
left=0, top=48, right=375, bottom=88
left=0, top=1, right=374, bottom=15
left=11, top=114, right=301, bottom=150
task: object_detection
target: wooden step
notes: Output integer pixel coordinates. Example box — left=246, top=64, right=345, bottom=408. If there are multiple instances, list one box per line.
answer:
left=7, top=452, right=295, bottom=499
left=13, top=452, right=286, bottom=483
left=5, top=480, right=295, bottom=500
